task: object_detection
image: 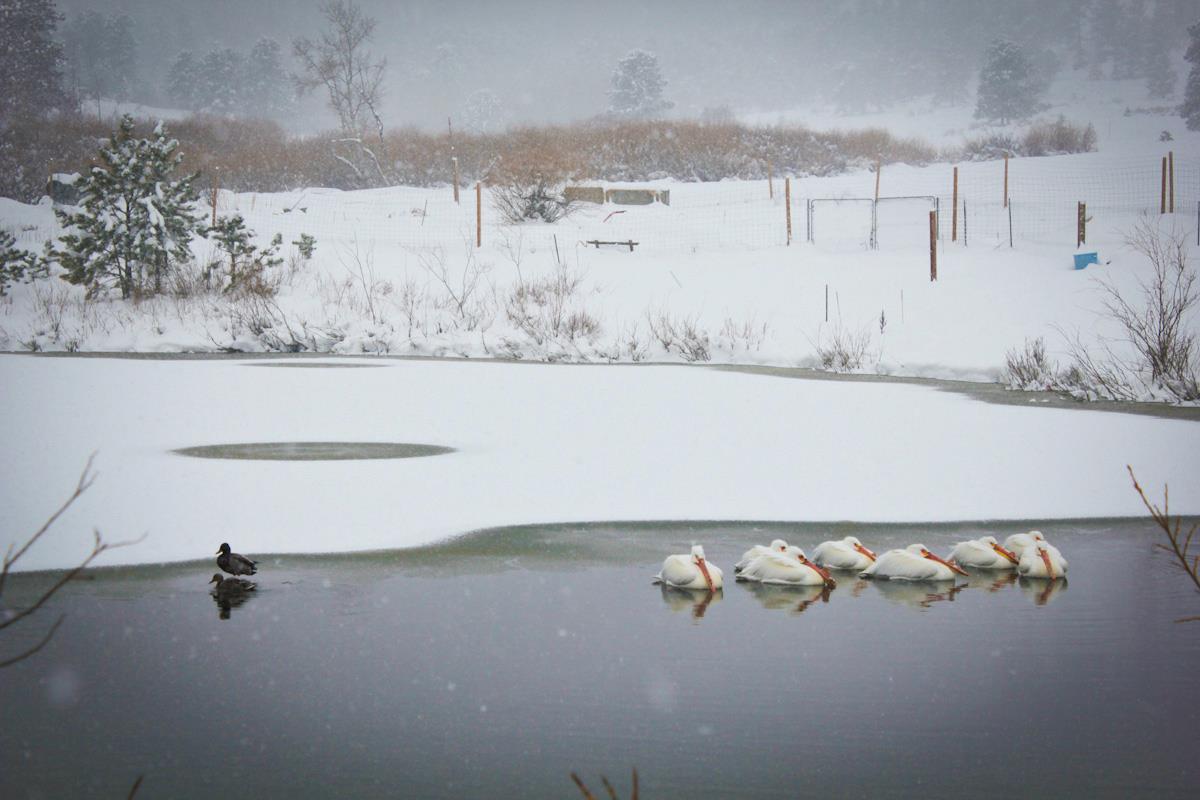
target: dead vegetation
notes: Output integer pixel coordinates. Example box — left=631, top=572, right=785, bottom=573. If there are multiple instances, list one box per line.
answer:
left=1, top=113, right=939, bottom=201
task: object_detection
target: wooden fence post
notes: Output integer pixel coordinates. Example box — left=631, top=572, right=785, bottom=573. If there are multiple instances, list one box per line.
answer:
left=1161, top=156, right=1167, bottom=214
left=768, top=161, right=774, bottom=200
left=929, top=211, right=937, bottom=281
left=874, top=160, right=881, bottom=202
left=951, top=166, right=959, bottom=242
left=210, top=173, right=219, bottom=228
left=475, top=182, right=482, bottom=248
left=785, top=177, right=792, bottom=245
left=452, top=157, right=460, bottom=204
left=1169, top=151, right=1175, bottom=213
left=1077, top=202, right=1086, bottom=247
left=1003, top=153, right=1009, bottom=209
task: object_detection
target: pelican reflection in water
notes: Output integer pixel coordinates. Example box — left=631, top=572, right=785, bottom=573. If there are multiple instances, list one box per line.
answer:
left=658, top=584, right=721, bottom=620
left=869, top=578, right=968, bottom=610
left=1018, top=575, right=1068, bottom=606
left=742, top=581, right=831, bottom=615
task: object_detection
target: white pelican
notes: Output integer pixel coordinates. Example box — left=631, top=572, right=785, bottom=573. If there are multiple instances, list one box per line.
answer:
left=1003, top=531, right=1047, bottom=560
left=733, top=539, right=789, bottom=573
left=812, top=536, right=877, bottom=570
left=860, top=543, right=969, bottom=581
left=948, top=536, right=1019, bottom=570
left=655, top=544, right=723, bottom=591
left=738, top=546, right=837, bottom=588
left=1017, top=540, right=1068, bottom=580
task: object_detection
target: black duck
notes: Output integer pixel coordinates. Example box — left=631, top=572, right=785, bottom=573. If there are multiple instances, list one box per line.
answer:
left=216, top=542, right=258, bottom=576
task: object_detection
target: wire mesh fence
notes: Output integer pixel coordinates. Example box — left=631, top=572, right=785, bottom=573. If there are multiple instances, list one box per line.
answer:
left=8, top=153, right=1197, bottom=258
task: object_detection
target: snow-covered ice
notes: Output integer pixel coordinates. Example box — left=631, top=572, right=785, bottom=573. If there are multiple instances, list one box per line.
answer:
left=1, top=354, right=1196, bottom=571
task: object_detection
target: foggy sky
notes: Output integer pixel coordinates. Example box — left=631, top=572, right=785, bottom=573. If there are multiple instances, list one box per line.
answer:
left=53, top=0, right=1200, bottom=132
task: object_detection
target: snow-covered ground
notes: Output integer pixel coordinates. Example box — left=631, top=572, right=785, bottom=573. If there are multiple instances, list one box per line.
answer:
left=2, top=69, right=1198, bottom=387
left=2, top=72, right=1198, bottom=572
left=1, top=354, right=1197, bottom=572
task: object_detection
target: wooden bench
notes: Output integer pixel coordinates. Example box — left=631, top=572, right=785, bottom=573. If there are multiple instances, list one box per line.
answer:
left=585, top=239, right=638, bottom=252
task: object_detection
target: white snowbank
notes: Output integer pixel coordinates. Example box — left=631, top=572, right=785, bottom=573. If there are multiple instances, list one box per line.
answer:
left=1, top=355, right=1196, bottom=571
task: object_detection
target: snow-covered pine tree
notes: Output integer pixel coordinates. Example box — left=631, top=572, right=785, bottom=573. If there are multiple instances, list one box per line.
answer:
left=608, top=50, right=672, bottom=120
left=54, top=115, right=200, bottom=299
left=975, top=39, right=1041, bottom=125
left=207, top=214, right=282, bottom=293
left=0, top=0, right=73, bottom=124
left=1, top=228, right=46, bottom=296
left=1184, top=22, right=1200, bottom=131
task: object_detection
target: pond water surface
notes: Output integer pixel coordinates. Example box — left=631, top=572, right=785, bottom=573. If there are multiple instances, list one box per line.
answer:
left=2, top=520, right=1198, bottom=798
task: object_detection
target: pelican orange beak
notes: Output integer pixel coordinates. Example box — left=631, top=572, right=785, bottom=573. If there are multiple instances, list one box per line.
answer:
left=1039, top=549, right=1056, bottom=579
left=992, top=542, right=1019, bottom=565
left=923, top=549, right=969, bottom=576
left=854, top=543, right=877, bottom=562
left=801, top=556, right=837, bottom=589
left=695, top=557, right=715, bottom=592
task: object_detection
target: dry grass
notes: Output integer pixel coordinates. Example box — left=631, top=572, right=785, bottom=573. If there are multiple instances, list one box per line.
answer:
left=2, top=113, right=939, bottom=200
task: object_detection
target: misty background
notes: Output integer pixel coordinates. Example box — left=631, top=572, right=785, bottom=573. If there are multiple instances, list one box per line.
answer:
left=51, top=0, right=1198, bottom=133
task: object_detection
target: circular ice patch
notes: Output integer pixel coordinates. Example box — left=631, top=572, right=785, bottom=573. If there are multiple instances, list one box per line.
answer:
left=173, top=442, right=455, bottom=461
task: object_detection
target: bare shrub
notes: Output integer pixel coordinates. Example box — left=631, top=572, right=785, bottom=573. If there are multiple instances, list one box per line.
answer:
left=1003, top=336, right=1059, bottom=390
left=960, top=132, right=1021, bottom=161
left=718, top=316, right=769, bottom=354
left=504, top=266, right=600, bottom=347
left=646, top=309, right=710, bottom=362
left=811, top=324, right=872, bottom=372
left=340, top=240, right=387, bottom=325
left=491, top=177, right=576, bottom=224
left=1021, top=116, right=1097, bottom=156
left=417, top=242, right=494, bottom=331
left=1103, top=219, right=1199, bottom=399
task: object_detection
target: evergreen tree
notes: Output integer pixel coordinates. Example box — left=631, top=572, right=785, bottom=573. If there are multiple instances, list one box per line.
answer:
left=1, top=228, right=46, bottom=296
left=608, top=50, right=672, bottom=119
left=208, top=214, right=283, bottom=292
left=166, top=50, right=199, bottom=110
left=195, top=47, right=245, bottom=114
left=242, top=38, right=291, bottom=118
left=1184, top=22, right=1200, bottom=130
left=975, top=39, right=1042, bottom=125
left=103, top=14, right=139, bottom=103
left=0, top=0, right=73, bottom=124
left=53, top=116, right=200, bottom=299
left=61, top=9, right=138, bottom=110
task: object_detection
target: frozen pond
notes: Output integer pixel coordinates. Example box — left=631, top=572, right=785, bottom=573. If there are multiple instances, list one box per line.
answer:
left=2, top=520, right=1198, bottom=798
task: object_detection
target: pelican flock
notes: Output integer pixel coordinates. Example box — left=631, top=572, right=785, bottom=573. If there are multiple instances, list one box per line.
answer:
left=658, top=530, right=1066, bottom=605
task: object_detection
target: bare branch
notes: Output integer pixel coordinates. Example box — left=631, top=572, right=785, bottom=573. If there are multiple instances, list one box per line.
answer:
left=0, top=615, right=64, bottom=669
left=1128, top=465, right=1200, bottom=622
left=0, top=453, right=98, bottom=598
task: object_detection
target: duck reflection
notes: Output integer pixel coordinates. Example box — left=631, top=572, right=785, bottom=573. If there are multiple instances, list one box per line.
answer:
left=742, top=581, right=831, bottom=615
left=1018, top=576, right=1068, bottom=606
left=869, top=579, right=968, bottom=610
left=209, top=574, right=257, bottom=620
left=658, top=584, right=721, bottom=620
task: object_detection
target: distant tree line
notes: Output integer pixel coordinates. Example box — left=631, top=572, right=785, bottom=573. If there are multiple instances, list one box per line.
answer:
left=165, top=39, right=293, bottom=119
